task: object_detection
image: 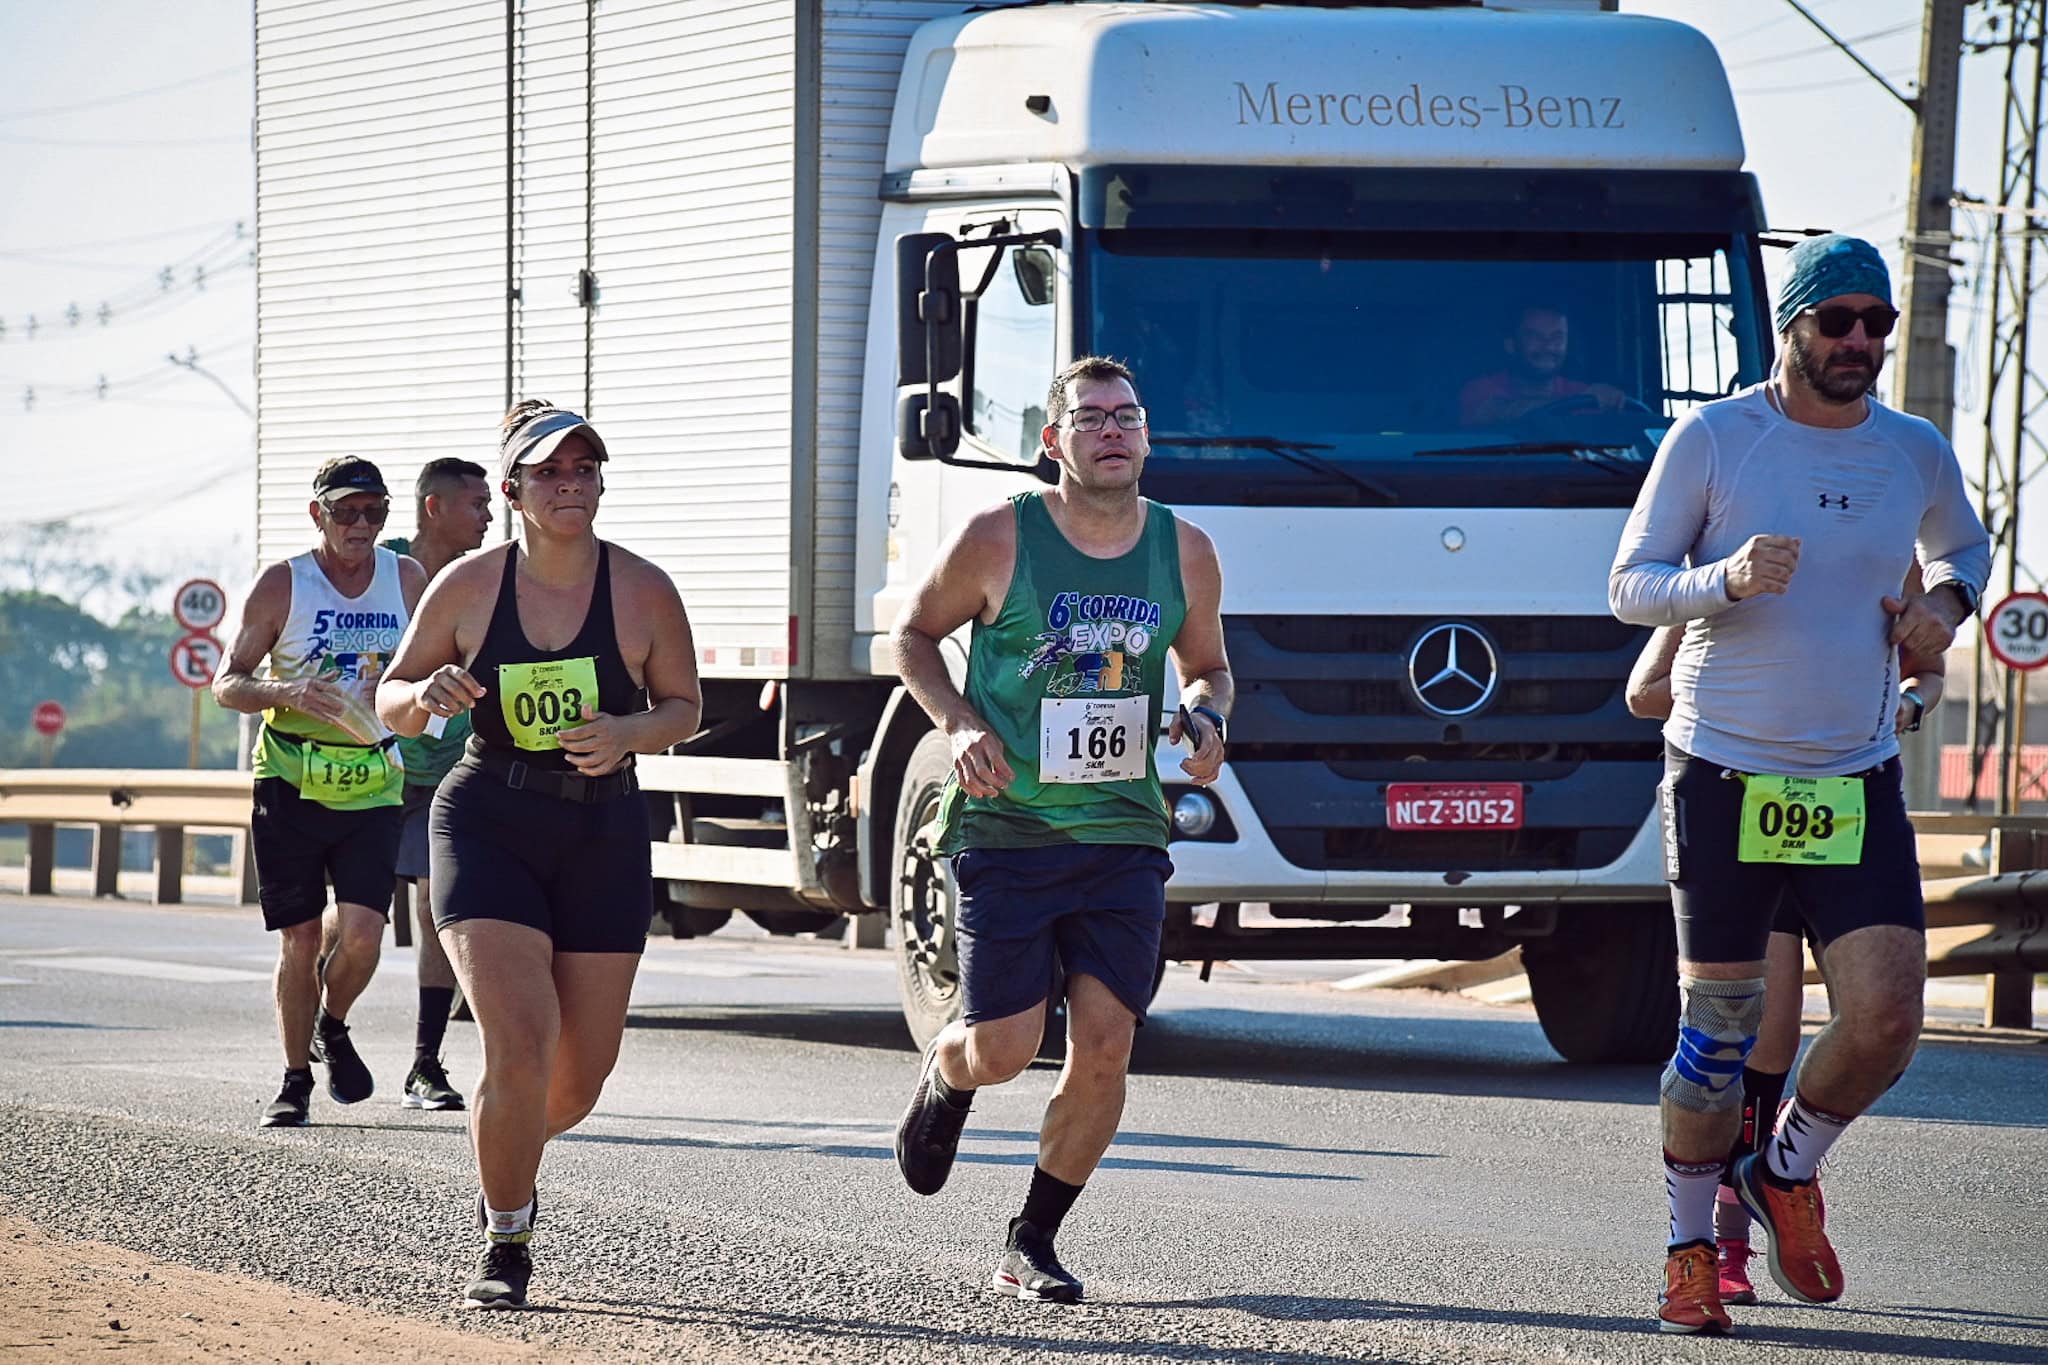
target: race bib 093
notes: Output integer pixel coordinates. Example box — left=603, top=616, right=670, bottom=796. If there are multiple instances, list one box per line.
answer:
left=1736, top=774, right=1865, bottom=866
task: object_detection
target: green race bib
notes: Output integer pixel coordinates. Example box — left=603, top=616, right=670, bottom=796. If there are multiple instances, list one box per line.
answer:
left=301, top=741, right=393, bottom=806
left=1737, top=774, right=1865, bottom=865
left=499, top=656, right=600, bottom=751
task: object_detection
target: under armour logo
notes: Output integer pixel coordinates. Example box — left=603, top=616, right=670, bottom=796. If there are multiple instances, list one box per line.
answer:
left=1817, top=493, right=1851, bottom=510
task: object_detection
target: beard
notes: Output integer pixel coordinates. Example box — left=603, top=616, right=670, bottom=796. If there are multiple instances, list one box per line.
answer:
left=1787, top=328, right=1883, bottom=404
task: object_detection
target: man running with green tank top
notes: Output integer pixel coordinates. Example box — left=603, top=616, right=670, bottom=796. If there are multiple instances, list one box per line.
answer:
left=891, top=356, right=1233, bottom=1303
left=381, top=457, right=492, bottom=1110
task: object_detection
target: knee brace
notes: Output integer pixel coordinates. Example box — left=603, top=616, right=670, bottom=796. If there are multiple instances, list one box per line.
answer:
left=1660, top=976, right=1767, bottom=1113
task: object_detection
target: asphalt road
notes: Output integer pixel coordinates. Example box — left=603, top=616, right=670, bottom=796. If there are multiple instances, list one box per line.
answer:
left=2, top=894, right=2044, bottom=1364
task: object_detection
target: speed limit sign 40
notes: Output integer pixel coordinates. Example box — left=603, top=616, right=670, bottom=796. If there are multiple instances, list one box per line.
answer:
left=1986, top=591, right=2048, bottom=670
left=174, top=578, right=228, bottom=634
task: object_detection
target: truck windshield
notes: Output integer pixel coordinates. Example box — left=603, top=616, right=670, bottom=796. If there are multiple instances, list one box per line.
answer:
left=1085, top=229, right=1766, bottom=508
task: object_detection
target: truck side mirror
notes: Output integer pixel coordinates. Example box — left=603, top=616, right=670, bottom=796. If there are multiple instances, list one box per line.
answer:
left=895, top=233, right=962, bottom=387
left=896, top=391, right=962, bottom=462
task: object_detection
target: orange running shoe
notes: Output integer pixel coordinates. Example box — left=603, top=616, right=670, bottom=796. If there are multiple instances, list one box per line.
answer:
left=1733, top=1152, right=1842, bottom=1304
left=1717, top=1237, right=1758, bottom=1305
left=1659, top=1241, right=1734, bottom=1335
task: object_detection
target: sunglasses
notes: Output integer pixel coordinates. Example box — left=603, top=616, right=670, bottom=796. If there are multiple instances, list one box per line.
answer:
left=1807, top=305, right=1898, bottom=340
left=323, top=501, right=390, bottom=526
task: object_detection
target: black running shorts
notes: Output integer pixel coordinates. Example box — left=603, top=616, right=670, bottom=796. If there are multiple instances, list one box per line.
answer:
left=428, top=760, right=654, bottom=953
left=250, top=777, right=401, bottom=932
left=1660, top=745, right=1924, bottom=965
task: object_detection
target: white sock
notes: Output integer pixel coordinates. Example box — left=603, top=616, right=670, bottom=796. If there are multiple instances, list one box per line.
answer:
left=1665, top=1152, right=1723, bottom=1248
left=1764, top=1095, right=1851, bottom=1183
left=485, top=1198, right=534, bottom=1239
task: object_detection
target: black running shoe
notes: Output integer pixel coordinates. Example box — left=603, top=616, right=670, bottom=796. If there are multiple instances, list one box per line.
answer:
left=463, top=1237, right=532, bottom=1310
left=894, top=1038, right=971, bottom=1196
left=311, top=1014, right=374, bottom=1104
left=991, top=1218, right=1082, bottom=1303
left=402, top=1055, right=466, bottom=1111
left=258, top=1068, right=313, bottom=1128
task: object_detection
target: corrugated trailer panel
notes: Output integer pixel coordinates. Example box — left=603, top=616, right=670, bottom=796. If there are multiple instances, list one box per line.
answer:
left=592, top=0, right=796, bottom=674
left=514, top=2, right=594, bottom=414
left=254, top=1, right=505, bottom=566
left=811, top=1, right=977, bottom=679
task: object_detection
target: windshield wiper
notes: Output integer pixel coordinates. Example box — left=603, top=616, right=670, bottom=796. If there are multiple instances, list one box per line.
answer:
left=1411, top=439, right=1644, bottom=479
left=1149, top=434, right=1399, bottom=505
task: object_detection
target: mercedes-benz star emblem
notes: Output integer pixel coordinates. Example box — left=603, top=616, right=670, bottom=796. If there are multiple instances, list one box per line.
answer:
left=1407, top=623, right=1500, bottom=718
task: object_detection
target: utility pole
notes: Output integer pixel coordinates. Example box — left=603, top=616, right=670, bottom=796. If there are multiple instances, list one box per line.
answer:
left=1894, top=0, right=1970, bottom=812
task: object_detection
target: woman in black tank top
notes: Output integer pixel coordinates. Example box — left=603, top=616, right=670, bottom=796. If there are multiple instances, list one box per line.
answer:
left=375, top=400, right=701, bottom=1310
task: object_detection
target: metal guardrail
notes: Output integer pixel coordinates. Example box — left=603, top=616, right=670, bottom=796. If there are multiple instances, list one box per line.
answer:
left=1, top=772, right=2041, bottom=1029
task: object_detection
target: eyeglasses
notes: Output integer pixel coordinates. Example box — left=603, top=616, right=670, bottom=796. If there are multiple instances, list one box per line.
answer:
left=323, top=501, right=391, bottom=526
left=1062, top=404, right=1148, bottom=432
left=1807, top=304, right=1898, bottom=340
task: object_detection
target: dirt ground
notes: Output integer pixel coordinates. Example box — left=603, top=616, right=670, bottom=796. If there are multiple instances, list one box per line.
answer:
left=0, top=1215, right=577, bottom=1363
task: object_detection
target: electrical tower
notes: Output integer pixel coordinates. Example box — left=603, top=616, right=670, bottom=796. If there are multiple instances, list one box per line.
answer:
left=1964, top=0, right=2048, bottom=810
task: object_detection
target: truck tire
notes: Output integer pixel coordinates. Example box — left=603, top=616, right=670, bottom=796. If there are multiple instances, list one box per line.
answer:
left=892, top=731, right=963, bottom=1048
left=1524, top=904, right=1678, bottom=1065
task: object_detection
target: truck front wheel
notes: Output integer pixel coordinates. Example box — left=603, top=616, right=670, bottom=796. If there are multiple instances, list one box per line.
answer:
left=892, top=731, right=962, bottom=1048
left=1523, top=904, right=1679, bottom=1064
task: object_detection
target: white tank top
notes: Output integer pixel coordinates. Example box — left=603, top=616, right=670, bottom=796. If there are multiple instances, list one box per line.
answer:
left=262, top=547, right=408, bottom=746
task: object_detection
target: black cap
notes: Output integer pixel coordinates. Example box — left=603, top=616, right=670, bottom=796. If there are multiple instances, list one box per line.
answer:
left=312, top=456, right=388, bottom=501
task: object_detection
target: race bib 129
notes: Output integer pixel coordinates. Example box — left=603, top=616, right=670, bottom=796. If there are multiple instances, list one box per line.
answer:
left=499, top=656, right=600, bottom=751
left=300, top=741, right=391, bottom=805
left=1039, top=695, right=1148, bottom=785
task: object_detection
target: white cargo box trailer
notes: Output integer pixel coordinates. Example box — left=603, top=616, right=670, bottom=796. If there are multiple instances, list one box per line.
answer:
left=254, top=0, right=1769, bottom=1066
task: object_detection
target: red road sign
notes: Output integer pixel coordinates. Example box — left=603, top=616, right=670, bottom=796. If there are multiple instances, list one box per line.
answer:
left=31, top=700, right=66, bottom=736
left=1986, top=591, right=2048, bottom=671
left=173, top=578, right=228, bottom=633
left=170, top=633, right=225, bottom=689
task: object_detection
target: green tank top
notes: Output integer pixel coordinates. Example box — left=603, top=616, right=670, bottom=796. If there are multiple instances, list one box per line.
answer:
left=934, top=491, right=1186, bottom=853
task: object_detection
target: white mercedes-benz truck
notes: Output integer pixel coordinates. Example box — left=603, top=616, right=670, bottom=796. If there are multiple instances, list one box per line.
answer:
left=252, top=0, right=1770, bottom=1061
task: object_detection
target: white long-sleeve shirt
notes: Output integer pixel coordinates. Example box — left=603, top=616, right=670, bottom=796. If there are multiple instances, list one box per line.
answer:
left=1609, top=383, right=1989, bottom=776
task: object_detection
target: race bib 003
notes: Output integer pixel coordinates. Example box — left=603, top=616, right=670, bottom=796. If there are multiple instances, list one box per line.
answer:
left=1039, top=695, right=1148, bottom=785
left=499, top=656, right=600, bottom=751
left=1737, top=774, right=1865, bottom=865
left=301, top=741, right=391, bottom=805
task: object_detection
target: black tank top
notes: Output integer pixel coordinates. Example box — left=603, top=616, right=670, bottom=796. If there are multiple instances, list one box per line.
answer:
left=467, top=542, right=643, bottom=772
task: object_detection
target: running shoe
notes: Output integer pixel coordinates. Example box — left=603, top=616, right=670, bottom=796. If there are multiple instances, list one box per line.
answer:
left=258, top=1068, right=313, bottom=1128
left=894, top=1037, right=970, bottom=1196
left=991, top=1218, right=1083, bottom=1304
left=1716, top=1237, right=1757, bottom=1305
left=1772, top=1098, right=1827, bottom=1225
left=310, top=1014, right=374, bottom=1104
left=402, top=1055, right=466, bottom=1111
left=463, top=1238, right=532, bottom=1310
left=1732, top=1152, right=1841, bottom=1304
left=1657, top=1240, right=1732, bottom=1335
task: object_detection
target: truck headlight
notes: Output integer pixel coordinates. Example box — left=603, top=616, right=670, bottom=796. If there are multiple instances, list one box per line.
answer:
left=1172, top=791, right=1218, bottom=838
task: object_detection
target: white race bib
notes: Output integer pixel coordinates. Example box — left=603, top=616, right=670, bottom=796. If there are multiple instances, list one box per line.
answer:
left=1039, top=695, right=1149, bottom=784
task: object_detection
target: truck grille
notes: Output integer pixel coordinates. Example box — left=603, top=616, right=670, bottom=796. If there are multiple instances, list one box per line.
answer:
left=1223, top=614, right=1662, bottom=873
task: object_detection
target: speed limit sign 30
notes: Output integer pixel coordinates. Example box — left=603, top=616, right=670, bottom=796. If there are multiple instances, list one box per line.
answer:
left=1986, top=591, right=2048, bottom=671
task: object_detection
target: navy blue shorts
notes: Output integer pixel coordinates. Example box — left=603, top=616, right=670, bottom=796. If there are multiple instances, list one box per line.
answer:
left=952, top=843, right=1172, bottom=1027
left=1661, top=745, right=1923, bottom=965
left=395, top=783, right=436, bottom=881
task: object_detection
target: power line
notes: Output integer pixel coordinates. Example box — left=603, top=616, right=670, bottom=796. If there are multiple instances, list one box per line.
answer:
left=0, top=132, right=249, bottom=149
left=0, top=228, right=251, bottom=342
left=1724, top=19, right=1923, bottom=71
left=0, top=62, right=250, bottom=124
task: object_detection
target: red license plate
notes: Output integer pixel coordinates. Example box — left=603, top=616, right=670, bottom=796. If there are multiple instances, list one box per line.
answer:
left=1385, top=783, right=1524, bottom=831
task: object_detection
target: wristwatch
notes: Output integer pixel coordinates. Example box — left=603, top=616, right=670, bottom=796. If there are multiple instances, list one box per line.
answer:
left=1190, top=705, right=1228, bottom=744
left=1941, top=581, right=1982, bottom=618
left=1901, top=687, right=1925, bottom=733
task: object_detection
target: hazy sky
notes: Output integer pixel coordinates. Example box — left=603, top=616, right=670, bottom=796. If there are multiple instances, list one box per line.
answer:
left=0, top=0, right=2028, bottom=606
